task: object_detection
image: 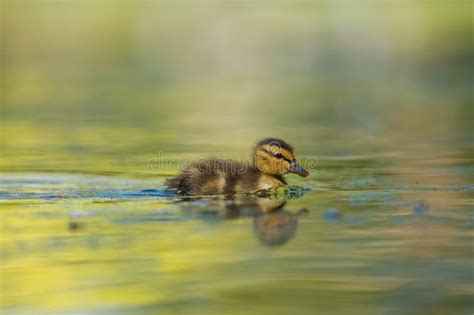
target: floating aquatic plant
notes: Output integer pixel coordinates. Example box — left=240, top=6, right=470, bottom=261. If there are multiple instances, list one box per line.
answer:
left=253, top=185, right=310, bottom=199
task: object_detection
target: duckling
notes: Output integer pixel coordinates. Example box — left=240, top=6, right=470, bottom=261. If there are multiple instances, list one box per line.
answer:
left=165, top=138, right=309, bottom=195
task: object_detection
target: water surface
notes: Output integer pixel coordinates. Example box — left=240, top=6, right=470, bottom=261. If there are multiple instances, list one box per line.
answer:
left=1, top=152, right=472, bottom=315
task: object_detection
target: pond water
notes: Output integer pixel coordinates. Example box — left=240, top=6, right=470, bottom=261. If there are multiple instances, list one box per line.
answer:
left=1, top=1, right=473, bottom=314
left=1, top=152, right=472, bottom=315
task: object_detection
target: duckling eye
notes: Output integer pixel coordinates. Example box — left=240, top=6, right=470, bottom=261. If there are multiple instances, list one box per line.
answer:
left=274, top=153, right=283, bottom=159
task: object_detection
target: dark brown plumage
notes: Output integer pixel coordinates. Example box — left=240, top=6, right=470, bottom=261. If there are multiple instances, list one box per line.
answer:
left=165, top=138, right=309, bottom=196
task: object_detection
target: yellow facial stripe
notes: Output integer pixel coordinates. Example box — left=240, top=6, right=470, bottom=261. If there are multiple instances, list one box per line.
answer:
left=280, top=148, right=294, bottom=160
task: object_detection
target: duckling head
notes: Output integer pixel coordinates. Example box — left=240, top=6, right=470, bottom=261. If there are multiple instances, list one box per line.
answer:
left=253, top=138, right=309, bottom=177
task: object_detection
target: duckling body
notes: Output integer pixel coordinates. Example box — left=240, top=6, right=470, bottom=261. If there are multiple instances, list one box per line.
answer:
left=166, top=160, right=287, bottom=195
left=165, top=138, right=308, bottom=196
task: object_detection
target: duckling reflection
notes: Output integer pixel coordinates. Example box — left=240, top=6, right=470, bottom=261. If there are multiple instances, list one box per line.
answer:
left=177, top=195, right=309, bottom=247
left=253, top=207, right=308, bottom=247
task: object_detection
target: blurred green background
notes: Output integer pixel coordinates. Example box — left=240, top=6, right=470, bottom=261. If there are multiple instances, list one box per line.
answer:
left=1, top=0, right=472, bottom=175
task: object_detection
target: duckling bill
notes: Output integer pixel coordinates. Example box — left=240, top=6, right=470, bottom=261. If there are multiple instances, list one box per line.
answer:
left=166, top=138, right=309, bottom=195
